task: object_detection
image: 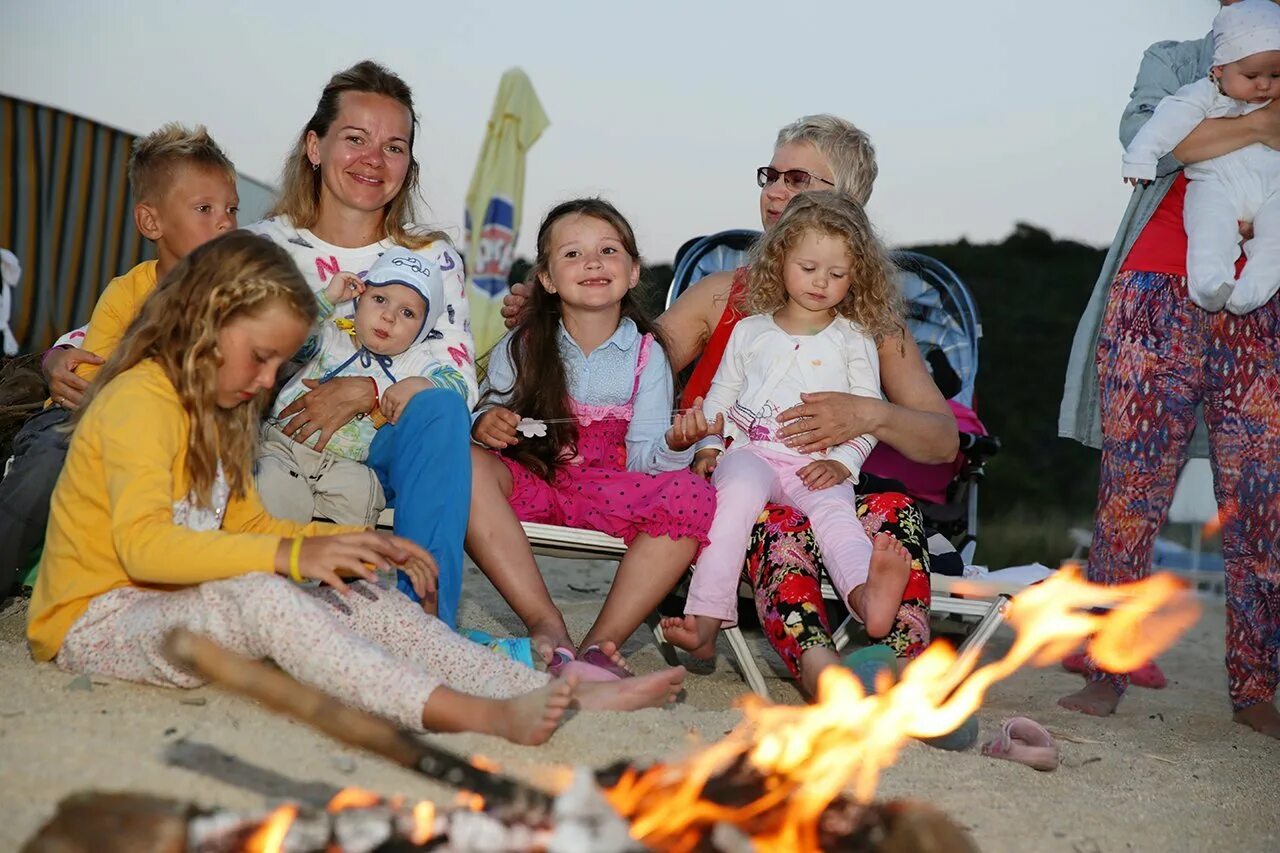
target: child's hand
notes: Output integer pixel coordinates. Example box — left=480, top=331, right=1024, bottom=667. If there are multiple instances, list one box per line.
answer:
left=797, top=459, right=851, bottom=490
left=473, top=406, right=521, bottom=449
left=278, top=531, right=437, bottom=599
left=326, top=271, right=365, bottom=305
left=1123, top=177, right=1149, bottom=187
left=380, top=377, right=433, bottom=425
left=665, top=397, right=725, bottom=452
left=692, top=448, right=722, bottom=479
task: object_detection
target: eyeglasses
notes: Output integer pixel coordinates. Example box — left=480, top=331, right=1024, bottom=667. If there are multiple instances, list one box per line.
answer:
left=756, top=166, right=836, bottom=191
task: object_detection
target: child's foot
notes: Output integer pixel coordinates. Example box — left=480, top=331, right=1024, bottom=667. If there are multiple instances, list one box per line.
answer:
left=658, top=615, right=719, bottom=660
left=1057, top=681, right=1123, bottom=717
left=528, top=618, right=573, bottom=666
left=491, top=677, right=577, bottom=745
left=1233, top=701, right=1280, bottom=739
left=574, top=666, right=687, bottom=711
left=850, top=534, right=912, bottom=637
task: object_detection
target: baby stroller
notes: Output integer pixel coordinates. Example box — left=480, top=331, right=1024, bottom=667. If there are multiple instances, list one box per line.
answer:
left=666, top=230, right=1001, bottom=565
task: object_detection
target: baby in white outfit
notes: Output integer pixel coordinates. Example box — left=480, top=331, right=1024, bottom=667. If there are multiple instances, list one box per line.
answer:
left=1123, top=0, right=1280, bottom=315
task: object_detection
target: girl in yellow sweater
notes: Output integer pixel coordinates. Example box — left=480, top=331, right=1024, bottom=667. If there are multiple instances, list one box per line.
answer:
left=27, top=230, right=685, bottom=744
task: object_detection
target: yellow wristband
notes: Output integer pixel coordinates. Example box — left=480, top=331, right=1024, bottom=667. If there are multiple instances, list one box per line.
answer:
left=289, top=537, right=305, bottom=583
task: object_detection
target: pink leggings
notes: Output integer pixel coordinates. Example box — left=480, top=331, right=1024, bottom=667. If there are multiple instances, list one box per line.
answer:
left=686, top=445, right=870, bottom=625
left=55, top=574, right=548, bottom=730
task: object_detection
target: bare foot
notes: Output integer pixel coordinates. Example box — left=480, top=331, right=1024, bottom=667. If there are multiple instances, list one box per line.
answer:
left=658, top=614, right=719, bottom=660
left=849, top=534, right=912, bottom=637
left=1057, top=680, right=1122, bottom=716
left=528, top=618, right=573, bottom=666
left=798, top=647, right=843, bottom=699
left=491, top=677, right=576, bottom=745
left=575, top=666, right=687, bottom=711
left=1233, top=701, right=1280, bottom=739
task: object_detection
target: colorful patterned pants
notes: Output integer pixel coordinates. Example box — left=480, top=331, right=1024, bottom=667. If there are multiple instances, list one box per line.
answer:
left=1092, top=271, right=1280, bottom=710
left=744, top=492, right=933, bottom=677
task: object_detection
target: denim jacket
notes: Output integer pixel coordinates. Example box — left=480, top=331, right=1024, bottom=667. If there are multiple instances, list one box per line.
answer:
left=1058, top=34, right=1215, bottom=457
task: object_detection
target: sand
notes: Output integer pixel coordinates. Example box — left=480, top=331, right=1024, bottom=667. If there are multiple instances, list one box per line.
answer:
left=2, top=556, right=1278, bottom=852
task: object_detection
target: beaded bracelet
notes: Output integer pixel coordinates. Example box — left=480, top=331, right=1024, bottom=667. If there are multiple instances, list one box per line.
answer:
left=288, top=536, right=305, bottom=583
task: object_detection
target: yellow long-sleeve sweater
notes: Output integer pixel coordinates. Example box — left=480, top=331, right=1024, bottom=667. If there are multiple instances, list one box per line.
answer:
left=28, top=360, right=359, bottom=661
left=73, top=261, right=159, bottom=383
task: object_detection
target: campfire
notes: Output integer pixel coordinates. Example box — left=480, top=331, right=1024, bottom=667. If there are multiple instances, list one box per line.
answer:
left=26, top=567, right=1198, bottom=853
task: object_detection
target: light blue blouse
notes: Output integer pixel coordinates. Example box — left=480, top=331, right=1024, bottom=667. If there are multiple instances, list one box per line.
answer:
left=477, top=318, right=694, bottom=473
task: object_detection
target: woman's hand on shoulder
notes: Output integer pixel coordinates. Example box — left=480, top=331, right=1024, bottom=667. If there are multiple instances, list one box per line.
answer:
left=501, top=282, right=533, bottom=329
left=665, top=397, right=724, bottom=452
left=473, top=406, right=521, bottom=449
left=278, top=377, right=377, bottom=451
left=44, top=346, right=104, bottom=409
left=277, top=531, right=437, bottom=600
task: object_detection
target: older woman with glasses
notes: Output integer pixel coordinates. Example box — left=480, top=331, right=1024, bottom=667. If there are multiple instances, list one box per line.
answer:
left=502, top=115, right=957, bottom=699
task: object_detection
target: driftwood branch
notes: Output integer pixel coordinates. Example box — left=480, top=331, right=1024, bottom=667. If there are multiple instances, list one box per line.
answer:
left=161, top=628, right=555, bottom=816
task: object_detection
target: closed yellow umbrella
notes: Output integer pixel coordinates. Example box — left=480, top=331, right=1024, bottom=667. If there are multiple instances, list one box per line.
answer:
left=464, top=68, right=549, bottom=353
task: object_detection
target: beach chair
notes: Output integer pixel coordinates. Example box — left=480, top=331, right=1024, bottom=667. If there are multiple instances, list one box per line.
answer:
left=522, top=517, right=1011, bottom=697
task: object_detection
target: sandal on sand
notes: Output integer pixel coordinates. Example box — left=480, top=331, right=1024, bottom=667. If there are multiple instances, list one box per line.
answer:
left=579, top=644, right=633, bottom=679
left=981, top=716, right=1059, bottom=771
left=1062, top=652, right=1167, bottom=689
left=546, top=646, right=626, bottom=683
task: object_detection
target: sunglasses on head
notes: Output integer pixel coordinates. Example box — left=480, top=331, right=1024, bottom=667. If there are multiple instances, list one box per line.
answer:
left=756, top=166, right=836, bottom=191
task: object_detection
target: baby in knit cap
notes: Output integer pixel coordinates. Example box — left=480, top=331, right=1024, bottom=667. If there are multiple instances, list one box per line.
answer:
left=1123, top=0, right=1280, bottom=314
left=256, top=245, right=456, bottom=526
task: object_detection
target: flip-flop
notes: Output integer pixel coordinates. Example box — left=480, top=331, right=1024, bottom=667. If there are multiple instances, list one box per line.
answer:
left=579, top=644, right=634, bottom=679
left=981, top=716, right=1059, bottom=772
left=1062, top=652, right=1167, bottom=689
left=545, top=646, right=623, bottom=683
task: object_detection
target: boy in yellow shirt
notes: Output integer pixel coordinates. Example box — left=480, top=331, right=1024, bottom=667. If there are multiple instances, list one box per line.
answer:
left=0, top=124, right=239, bottom=599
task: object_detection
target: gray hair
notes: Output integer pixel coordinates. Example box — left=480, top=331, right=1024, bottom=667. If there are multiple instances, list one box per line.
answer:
left=775, top=114, right=878, bottom=205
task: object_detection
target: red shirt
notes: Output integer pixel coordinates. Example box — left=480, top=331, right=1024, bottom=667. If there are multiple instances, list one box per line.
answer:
left=680, top=268, right=747, bottom=408
left=1121, top=173, right=1245, bottom=277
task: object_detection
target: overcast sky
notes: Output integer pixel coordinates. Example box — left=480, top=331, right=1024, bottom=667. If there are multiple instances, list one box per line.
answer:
left=3, top=0, right=1220, bottom=261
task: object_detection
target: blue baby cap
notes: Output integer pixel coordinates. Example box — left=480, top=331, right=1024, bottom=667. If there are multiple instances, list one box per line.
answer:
left=362, top=246, right=446, bottom=346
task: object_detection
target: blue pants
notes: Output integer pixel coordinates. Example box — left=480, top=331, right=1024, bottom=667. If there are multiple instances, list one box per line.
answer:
left=366, top=389, right=472, bottom=629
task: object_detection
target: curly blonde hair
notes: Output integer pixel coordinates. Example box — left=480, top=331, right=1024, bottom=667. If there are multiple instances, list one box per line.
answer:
left=741, top=191, right=902, bottom=340
left=73, top=231, right=317, bottom=507
left=269, top=61, right=445, bottom=250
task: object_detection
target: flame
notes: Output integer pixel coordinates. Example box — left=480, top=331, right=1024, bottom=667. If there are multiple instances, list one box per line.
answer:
left=454, top=791, right=485, bottom=812
left=409, top=800, right=437, bottom=845
left=244, top=804, right=297, bottom=853
left=604, top=567, right=1199, bottom=852
left=470, top=754, right=501, bottom=773
left=327, top=787, right=382, bottom=812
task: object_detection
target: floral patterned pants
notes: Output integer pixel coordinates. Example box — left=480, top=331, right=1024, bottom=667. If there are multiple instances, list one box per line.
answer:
left=744, top=492, right=933, bottom=677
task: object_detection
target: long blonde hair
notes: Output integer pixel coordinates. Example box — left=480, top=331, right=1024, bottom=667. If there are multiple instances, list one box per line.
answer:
left=73, top=231, right=317, bottom=506
left=741, top=191, right=902, bottom=341
left=269, top=60, right=445, bottom=249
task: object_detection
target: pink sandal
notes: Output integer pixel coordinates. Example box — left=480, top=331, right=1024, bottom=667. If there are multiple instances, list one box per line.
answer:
left=546, top=646, right=631, bottom=683
left=981, top=717, right=1059, bottom=772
